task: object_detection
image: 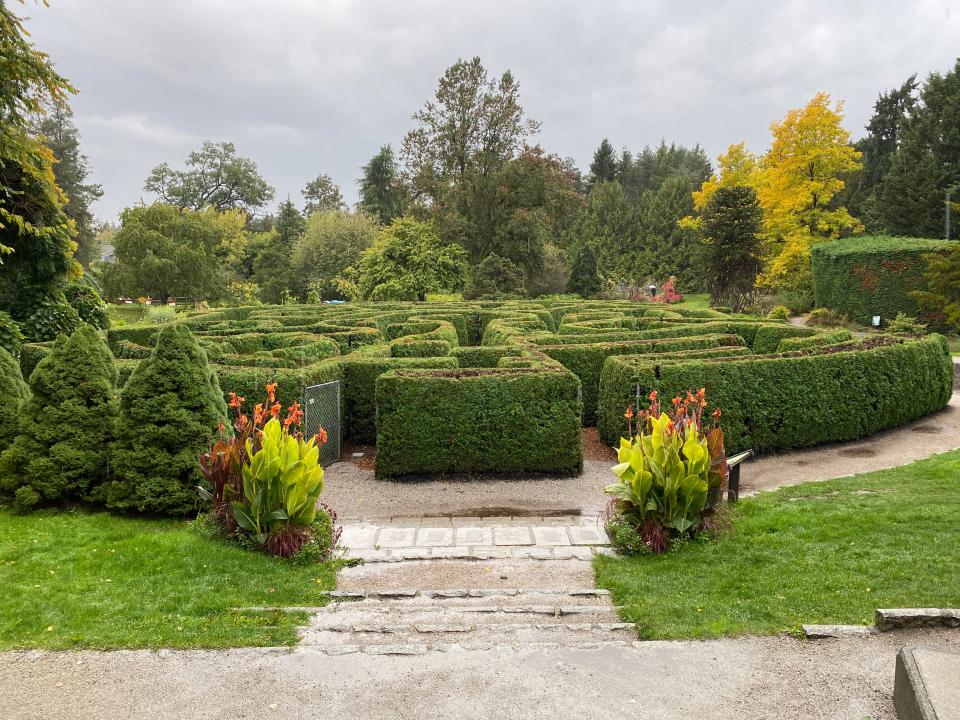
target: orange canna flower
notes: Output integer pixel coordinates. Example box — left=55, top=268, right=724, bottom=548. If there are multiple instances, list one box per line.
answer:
left=316, top=428, right=328, bottom=445
left=265, top=382, right=277, bottom=403
left=270, top=402, right=281, bottom=419
left=624, top=406, right=634, bottom=419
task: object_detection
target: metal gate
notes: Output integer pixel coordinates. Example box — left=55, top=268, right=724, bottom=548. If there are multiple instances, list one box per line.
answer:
left=302, top=381, right=341, bottom=466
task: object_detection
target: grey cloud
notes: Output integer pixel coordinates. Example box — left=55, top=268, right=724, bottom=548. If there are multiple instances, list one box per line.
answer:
left=23, top=0, right=960, bottom=219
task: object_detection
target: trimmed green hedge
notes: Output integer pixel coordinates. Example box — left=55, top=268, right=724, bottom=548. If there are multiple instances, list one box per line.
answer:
left=777, top=329, right=854, bottom=352
left=340, top=355, right=459, bottom=443
left=811, top=236, right=950, bottom=325
left=375, top=367, right=582, bottom=477
left=539, top=334, right=746, bottom=425
left=597, top=335, right=953, bottom=453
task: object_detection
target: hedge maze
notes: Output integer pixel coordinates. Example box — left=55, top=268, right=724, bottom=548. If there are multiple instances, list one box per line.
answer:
left=18, top=301, right=955, bottom=478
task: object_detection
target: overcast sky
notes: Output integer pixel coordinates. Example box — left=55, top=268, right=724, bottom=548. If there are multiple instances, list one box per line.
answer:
left=23, top=0, right=960, bottom=221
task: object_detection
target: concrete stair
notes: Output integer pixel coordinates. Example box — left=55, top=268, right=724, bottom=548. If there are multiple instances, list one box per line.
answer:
left=296, top=588, right=634, bottom=654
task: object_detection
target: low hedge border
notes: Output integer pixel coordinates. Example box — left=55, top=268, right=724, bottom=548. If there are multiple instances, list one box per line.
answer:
left=777, top=329, right=854, bottom=352
left=597, top=335, right=953, bottom=453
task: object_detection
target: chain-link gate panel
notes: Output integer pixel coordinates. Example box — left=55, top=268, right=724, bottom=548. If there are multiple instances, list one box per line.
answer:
left=302, top=381, right=341, bottom=466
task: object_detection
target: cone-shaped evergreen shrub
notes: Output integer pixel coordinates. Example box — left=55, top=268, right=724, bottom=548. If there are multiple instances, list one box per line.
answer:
left=106, top=324, right=227, bottom=515
left=0, top=325, right=118, bottom=511
left=0, top=347, right=30, bottom=454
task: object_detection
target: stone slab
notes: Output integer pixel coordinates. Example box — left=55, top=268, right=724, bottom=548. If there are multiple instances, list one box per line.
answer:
left=876, top=609, right=960, bottom=632
left=569, top=526, right=610, bottom=545
left=376, top=527, right=417, bottom=548
left=415, top=528, right=455, bottom=547
left=802, top=624, right=876, bottom=639
left=895, top=645, right=960, bottom=720
left=532, top=527, right=571, bottom=546
left=493, top=527, right=534, bottom=546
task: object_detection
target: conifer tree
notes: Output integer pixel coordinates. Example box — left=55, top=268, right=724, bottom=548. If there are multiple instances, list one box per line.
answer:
left=106, top=324, right=227, bottom=515
left=0, top=346, right=29, bottom=455
left=0, top=325, right=117, bottom=511
left=567, top=243, right=601, bottom=297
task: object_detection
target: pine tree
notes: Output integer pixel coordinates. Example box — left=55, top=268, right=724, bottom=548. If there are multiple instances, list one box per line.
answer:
left=588, top=138, right=618, bottom=189
left=358, top=144, right=404, bottom=225
left=636, top=174, right=699, bottom=288
left=567, top=243, right=601, bottom=297
left=881, top=59, right=960, bottom=237
left=0, top=325, right=117, bottom=511
left=35, top=103, right=103, bottom=267
left=0, top=346, right=29, bottom=455
left=106, top=324, right=227, bottom=515
left=699, top=185, right=764, bottom=309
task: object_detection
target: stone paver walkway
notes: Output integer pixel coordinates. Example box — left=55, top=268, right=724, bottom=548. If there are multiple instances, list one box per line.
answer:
left=339, top=516, right=611, bottom=563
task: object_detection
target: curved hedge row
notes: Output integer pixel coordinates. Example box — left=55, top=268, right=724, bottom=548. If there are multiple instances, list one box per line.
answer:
left=597, top=335, right=953, bottom=453
left=811, top=236, right=949, bottom=325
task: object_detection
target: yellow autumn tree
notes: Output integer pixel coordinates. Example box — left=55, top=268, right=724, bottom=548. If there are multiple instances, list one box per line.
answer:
left=684, top=93, right=862, bottom=292
left=756, top=92, right=862, bottom=290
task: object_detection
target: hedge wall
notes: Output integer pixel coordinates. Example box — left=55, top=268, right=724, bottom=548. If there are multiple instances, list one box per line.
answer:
left=597, top=335, right=953, bottom=453
left=539, top=333, right=745, bottom=425
left=777, top=329, right=853, bottom=352
left=811, top=236, right=950, bottom=324
left=375, top=367, right=582, bottom=477
left=341, top=356, right=459, bottom=443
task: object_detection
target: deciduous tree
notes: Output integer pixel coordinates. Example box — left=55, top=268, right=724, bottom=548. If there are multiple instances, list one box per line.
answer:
left=302, top=173, right=345, bottom=215
left=358, top=217, right=468, bottom=301
left=145, top=141, right=274, bottom=214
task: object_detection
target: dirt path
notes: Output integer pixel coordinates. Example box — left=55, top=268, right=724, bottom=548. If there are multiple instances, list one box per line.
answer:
left=4, top=628, right=958, bottom=720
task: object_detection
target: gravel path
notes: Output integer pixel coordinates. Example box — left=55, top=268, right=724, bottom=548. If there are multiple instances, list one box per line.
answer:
left=4, top=628, right=958, bottom=720
left=324, top=394, right=960, bottom=519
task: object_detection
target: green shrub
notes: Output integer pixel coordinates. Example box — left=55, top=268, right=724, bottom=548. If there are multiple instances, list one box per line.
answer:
left=0, top=325, right=118, bottom=511
left=212, top=361, right=342, bottom=417
left=766, top=305, right=790, bottom=321
left=597, top=335, right=953, bottom=453
left=750, top=323, right=814, bottom=354
left=0, top=347, right=30, bottom=454
left=806, top=307, right=852, bottom=328
left=19, top=292, right=82, bottom=342
left=0, top=311, right=24, bottom=357
left=811, top=236, right=950, bottom=325
left=886, top=312, right=927, bottom=335
left=63, top=280, right=109, bottom=329
left=105, top=324, right=228, bottom=515
left=17, top=342, right=52, bottom=379
left=146, top=305, right=178, bottom=324
left=375, top=367, right=582, bottom=477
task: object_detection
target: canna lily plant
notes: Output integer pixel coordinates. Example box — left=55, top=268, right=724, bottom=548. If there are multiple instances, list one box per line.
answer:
left=199, top=383, right=332, bottom=557
left=604, top=388, right=728, bottom=553
left=233, top=416, right=325, bottom=556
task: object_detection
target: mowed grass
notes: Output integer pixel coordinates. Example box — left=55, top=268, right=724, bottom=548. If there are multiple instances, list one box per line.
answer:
left=594, top=450, right=960, bottom=639
left=670, top=292, right=710, bottom=310
left=0, top=510, right=336, bottom=650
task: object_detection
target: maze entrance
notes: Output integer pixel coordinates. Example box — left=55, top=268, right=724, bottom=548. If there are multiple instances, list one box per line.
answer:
left=303, top=380, right=341, bottom=466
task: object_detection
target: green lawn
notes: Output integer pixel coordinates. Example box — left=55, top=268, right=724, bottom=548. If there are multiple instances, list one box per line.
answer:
left=0, top=510, right=336, bottom=650
left=595, top=450, right=960, bottom=639
left=106, top=303, right=148, bottom=325
left=671, top=292, right=710, bottom=310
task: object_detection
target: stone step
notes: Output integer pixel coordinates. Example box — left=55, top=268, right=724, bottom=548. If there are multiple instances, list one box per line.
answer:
left=294, top=639, right=635, bottom=656
left=298, top=621, right=635, bottom=649
left=322, top=587, right=611, bottom=600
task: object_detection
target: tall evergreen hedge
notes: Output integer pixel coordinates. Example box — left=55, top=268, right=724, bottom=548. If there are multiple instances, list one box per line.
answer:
left=105, top=324, right=227, bottom=515
left=0, top=325, right=118, bottom=511
left=811, top=236, right=950, bottom=324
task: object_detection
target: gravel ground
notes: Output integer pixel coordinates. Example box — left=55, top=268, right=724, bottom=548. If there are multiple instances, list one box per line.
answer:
left=3, top=628, right=958, bottom=720
left=324, top=394, right=960, bottom=519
